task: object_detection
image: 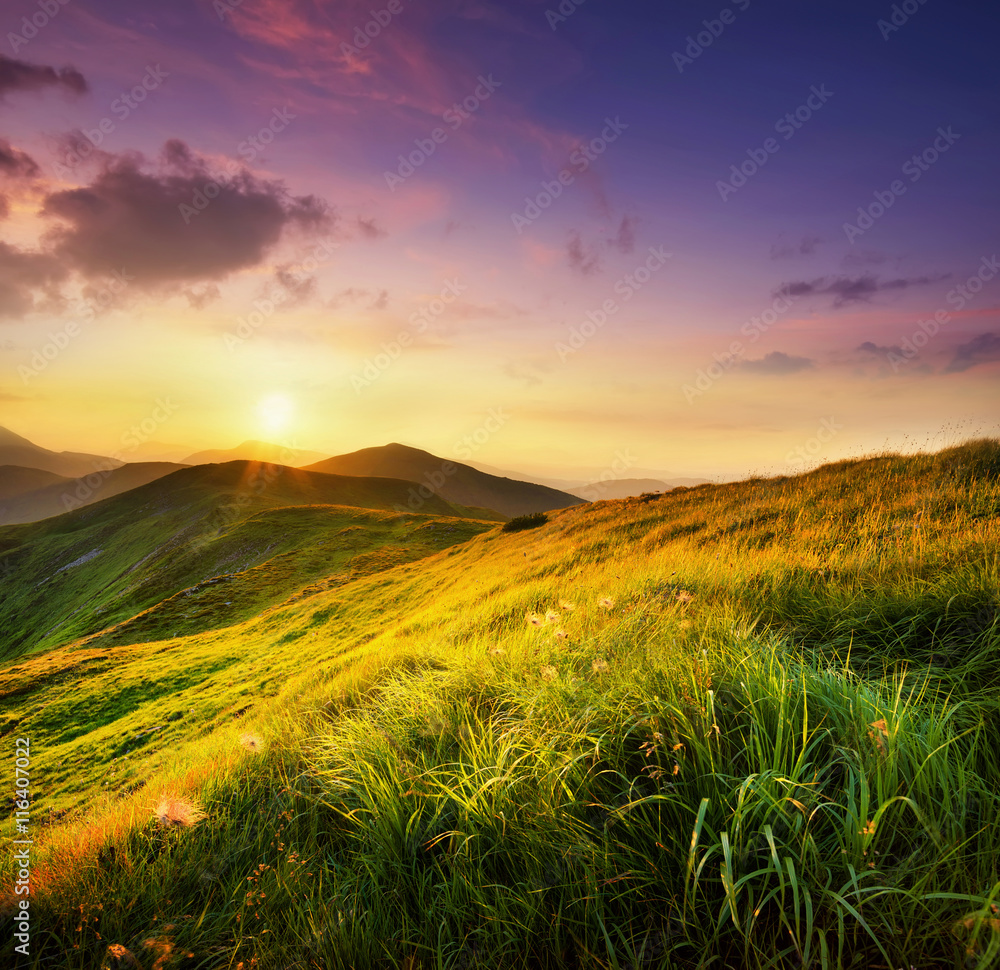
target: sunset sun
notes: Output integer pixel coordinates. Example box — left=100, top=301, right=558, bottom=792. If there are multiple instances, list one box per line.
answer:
left=256, top=393, right=295, bottom=434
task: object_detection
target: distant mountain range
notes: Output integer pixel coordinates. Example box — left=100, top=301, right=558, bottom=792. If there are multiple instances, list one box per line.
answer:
left=0, top=462, right=188, bottom=525
left=303, top=443, right=586, bottom=518
left=0, top=427, right=705, bottom=525
left=0, top=426, right=124, bottom=479
left=180, top=440, right=330, bottom=467
left=465, top=459, right=711, bottom=496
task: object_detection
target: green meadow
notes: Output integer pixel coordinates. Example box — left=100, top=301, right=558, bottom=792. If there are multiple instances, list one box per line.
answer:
left=2, top=440, right=999, bottom=968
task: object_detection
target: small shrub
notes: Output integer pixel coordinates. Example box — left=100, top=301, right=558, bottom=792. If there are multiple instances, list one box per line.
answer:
left=502, top=512, right=548, bottom=533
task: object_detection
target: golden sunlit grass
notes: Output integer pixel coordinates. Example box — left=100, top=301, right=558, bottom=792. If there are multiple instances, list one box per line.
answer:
left=1, top=438, right=999, bottom=968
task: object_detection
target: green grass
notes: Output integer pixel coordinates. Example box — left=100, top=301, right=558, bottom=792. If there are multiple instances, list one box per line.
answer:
left=0, top=460, right=498, bottom=660
left=2, top=440, right=999, bottom=968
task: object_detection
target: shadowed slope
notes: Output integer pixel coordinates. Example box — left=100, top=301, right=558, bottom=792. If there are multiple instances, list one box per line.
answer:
left=305, top=442, right=587, bottom=517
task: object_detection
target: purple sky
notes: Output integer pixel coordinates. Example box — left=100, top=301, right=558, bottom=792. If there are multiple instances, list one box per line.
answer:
left=1, top=0, right=998, bottom=478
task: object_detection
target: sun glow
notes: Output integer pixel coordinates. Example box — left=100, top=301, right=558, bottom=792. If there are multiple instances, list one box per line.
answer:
left=256, top=393, right=295, bottom=434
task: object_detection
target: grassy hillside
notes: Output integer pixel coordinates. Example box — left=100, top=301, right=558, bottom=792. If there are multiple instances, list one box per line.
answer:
left=304, top=442, right=588, bottom=517
left=1, top=441, right=998, bottom=969
left=0, top=460, right=498, bottom=660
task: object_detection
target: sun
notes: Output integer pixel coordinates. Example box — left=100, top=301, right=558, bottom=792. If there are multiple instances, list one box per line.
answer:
left=256, top=393, right=295, bottom=435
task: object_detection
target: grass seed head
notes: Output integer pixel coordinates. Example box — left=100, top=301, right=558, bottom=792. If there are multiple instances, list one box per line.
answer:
left=239, top=732, right=264, bottom=753
left=153, top=795, right=206, bottom=829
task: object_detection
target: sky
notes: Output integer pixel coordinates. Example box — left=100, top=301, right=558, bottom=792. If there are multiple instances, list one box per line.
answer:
left=0, top=0, right=998, bottom=480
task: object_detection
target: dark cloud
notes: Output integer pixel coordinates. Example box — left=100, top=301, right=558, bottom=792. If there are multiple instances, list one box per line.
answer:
left=567, top=231, right=601, bottom=276
left=770, top=235, right=822, bottom=259
left=740, top=351, right=814, bottom=375
left=0, top=55, right=87, bottom=98
left=328, top=287, right=389, bottom=310
left=857, top=340, right=903, bottom=357
left=354, top=215, right=386, bottom=239
left=0, top=139, right=40, bottom=179
left=610, top=214, right=636, bottom=254
left=271, top=265, right=318, bottom=306
left=40, top=139, right=333, bottom=288
left=774, top=273, right=947, bottom=309
left=944, top=332, right=1000, bottom=373
left=0, top=242, right=66, bottom=319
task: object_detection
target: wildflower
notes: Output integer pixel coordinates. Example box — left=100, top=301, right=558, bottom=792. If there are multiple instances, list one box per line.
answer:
left=488, top=646, right=505, bottom=656
left=592, top=657, right=609, bottom=674
left=559, top=600, right=575, bottom=611
left=105, top=945, right=139, bottom=967
left=868, top=719, right=889, bottom=755
left=676, top=590, right=694, bottom=605
left=239, top=732, right=264, bottom=753
left=153, top=795, right=205, bottom=828
left=598, top=597, right=615, bottom=609
left=860, top=820, right=876, bottom=838
left=554, top=628, right=568, bottom=641
left=545, top=610, right=560, bottom=623
left=540, top=665, right=558, bottom=681
left=527, top=613, right=543, bottom=628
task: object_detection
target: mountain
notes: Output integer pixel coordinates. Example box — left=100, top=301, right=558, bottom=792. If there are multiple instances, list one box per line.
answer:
left=0, top=461, right=187, bottom=525
left=567, top=478, right=674, bottom=501
left=124, top=439, right=199, bottom=463
left=0, top=465, right=70, bottom=502
left=0, top=425, right=122, bottom=478
left=0, top=459, right=499, bottom=659
left=465, top=458, right=712, bottom=492
left=182, top=440, right=329, bottom=467
left=304, top=443, right=586, bottom=517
